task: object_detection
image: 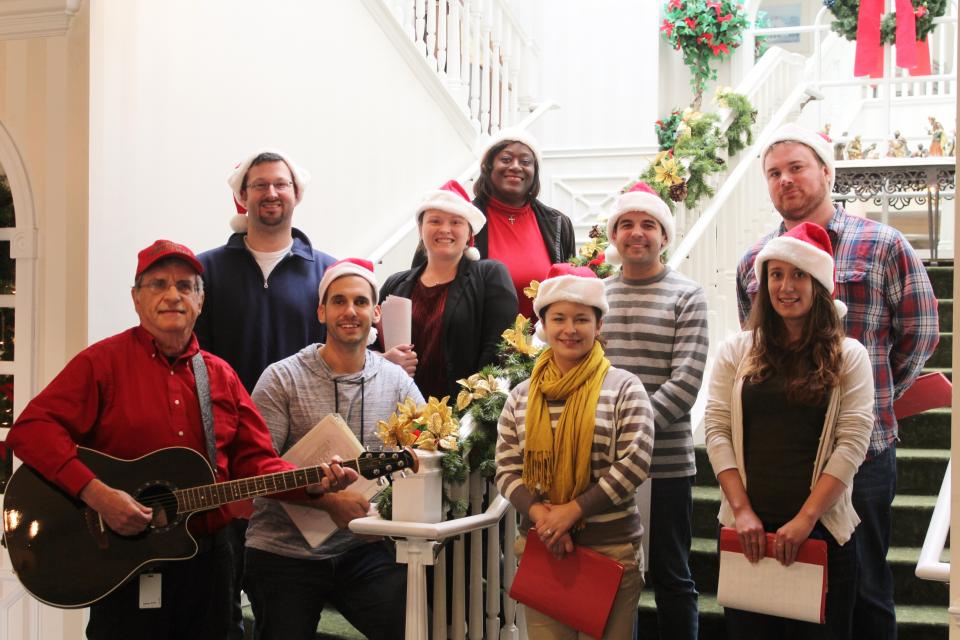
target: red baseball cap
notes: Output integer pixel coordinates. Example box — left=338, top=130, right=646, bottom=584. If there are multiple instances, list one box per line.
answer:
left=135, top=240, right=204, bottom=280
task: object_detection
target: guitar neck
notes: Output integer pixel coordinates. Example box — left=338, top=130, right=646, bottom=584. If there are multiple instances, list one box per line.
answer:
left=174, top=458, right=363, bottom=514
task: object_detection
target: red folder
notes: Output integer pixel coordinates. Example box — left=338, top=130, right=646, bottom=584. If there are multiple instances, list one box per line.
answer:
left=509, top=531, right=624, bottom=639
left=717, top=527, right=828, bottom=623
left=894, top=372, right=952, bottom=419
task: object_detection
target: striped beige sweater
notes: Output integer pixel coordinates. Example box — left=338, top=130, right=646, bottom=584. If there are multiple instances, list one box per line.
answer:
left=495, top=366, right=655, bottom=546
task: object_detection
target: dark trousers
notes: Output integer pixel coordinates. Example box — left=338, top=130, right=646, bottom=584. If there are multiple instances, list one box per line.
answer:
left=86, top=529, right=234, bottom=640
left=244, top=542, right=407, bottom=640
left=851, top=446, right=898, bottom=639
left=646, top=476, right=699, bottom=640
left=724, top=525, right=859, bottom=640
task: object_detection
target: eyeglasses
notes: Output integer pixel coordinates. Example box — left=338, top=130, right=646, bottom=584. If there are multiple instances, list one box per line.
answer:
left=246, top=181, right=294, bottom=193
left=139, top=279, right=199, bottom=296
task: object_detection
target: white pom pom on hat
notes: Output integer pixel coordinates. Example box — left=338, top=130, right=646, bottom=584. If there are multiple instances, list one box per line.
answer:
left=227, top=149, right=311, bottom=233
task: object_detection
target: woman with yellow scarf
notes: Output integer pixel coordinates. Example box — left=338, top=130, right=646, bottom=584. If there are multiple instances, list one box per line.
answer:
left=495, top=263, right=655, bottom=639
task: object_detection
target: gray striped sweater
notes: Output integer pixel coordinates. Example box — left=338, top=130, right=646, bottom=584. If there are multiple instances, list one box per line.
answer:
left=495, top=366, right=655, bottom=546
left=603, top=268, right=709, bottom=478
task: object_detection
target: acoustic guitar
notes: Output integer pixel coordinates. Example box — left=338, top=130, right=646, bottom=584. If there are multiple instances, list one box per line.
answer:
left=1, top=446, right=417, bottom=609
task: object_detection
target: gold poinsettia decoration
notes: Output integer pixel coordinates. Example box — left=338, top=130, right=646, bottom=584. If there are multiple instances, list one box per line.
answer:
left=456, top=372, right=502, bottom=411
left=376, top=395, right=460, bottom=451
left=653, top=151, right=684, bottom=187
left=522, top=280, right=539, bottom=300
left=714, top=86, right=733, bottom=109
left=579, top=237, right=604, bottom=259
left=501, top=314, right=540, bottom=357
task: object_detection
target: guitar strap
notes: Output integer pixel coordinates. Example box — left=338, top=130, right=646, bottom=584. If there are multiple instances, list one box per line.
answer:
left=191, top=352, right=218, bottom=470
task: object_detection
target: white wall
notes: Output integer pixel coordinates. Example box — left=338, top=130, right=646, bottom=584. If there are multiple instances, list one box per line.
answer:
left=525, top=0, right=661, bottom=150
left=88, top=0, right=475, bottom=342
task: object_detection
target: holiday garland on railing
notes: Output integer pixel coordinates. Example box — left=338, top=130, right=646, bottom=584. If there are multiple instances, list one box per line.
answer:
left=660, top=0, right=749, bottom=109
left=825, top=0, right=947, bottom=44
left=633, top=88, right=756, bottom=211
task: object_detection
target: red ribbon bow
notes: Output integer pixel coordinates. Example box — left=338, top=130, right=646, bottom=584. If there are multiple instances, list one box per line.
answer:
left=854, top=0, right=918, bottom=77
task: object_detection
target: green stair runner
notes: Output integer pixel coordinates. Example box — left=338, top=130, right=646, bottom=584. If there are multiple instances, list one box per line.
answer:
left=638, top=261, right=953, bottom=640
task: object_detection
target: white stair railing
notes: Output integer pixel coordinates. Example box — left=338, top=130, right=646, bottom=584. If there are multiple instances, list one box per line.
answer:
left=916, top=461, right=951, bottom=582
left=380, top=0, right=539, bottom=134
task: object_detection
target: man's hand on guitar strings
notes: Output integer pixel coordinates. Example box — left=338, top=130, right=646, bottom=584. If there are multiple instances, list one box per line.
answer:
left=306, top=456, right=359, bottom=497
left=79, top=479, right=153, bottom=536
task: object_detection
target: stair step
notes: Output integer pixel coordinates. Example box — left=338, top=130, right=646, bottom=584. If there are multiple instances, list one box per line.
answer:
left=694, top=447, right=948, bottom=498
left=636, top=593, right=949, bottom=640
left=925, top=265, right=953, bottom=300
left=927, top=332, right=952, bottom=369
left=692, top=486, right=938, bottom=548
left=687, top=537, right=948, bottom=607
left=899, top=409, right=951, bottom=449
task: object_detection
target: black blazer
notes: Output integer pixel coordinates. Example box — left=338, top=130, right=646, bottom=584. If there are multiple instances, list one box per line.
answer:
left=380, top=258, right=519, bottom=398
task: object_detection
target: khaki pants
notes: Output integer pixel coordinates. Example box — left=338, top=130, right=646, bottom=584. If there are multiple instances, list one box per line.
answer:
left=514, top=536, right=644, bottom=640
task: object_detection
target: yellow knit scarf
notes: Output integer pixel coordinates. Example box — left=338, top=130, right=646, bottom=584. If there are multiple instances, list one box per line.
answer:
left=522, top=341, right=610, bottom=505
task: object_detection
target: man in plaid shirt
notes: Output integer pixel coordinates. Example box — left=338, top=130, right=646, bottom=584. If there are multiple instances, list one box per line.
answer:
left=736, top=123, right=938, bottom=639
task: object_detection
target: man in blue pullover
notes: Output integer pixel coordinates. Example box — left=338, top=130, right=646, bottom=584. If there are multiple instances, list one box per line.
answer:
left=195, top=149, right=336, bottom=638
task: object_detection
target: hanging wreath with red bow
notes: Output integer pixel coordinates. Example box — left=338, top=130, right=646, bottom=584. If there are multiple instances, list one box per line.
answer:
left=824, top=0, right=947, bottom=76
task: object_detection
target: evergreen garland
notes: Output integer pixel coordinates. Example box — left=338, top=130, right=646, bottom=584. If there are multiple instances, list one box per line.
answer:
left=825, top=0, right=947, bottom=44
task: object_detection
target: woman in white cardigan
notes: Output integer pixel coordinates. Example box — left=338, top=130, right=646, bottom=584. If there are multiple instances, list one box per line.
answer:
left=704, top=222, right=874, bottom=639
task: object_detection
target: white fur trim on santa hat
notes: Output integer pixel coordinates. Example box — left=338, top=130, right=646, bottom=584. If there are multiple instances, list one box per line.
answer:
left=317, top=260, right=380, bottom=307
left=416, top=191, right=486, bottom=234
left=227, top=149, right=311, bottom=233
left=754, top=235, right=835, bottom=294
left=533, top=274, right=609, bottom=320
left=606, top=192, right=675, bottom=263
left=761, top=122, right=835, bottom=192
left=478, top=127, right=542, bottom=166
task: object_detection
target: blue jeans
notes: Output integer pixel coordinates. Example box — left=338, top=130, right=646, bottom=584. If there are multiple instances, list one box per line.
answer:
left=647, top=476, right=699, bottom=640
left=851, top=446, right=898, bottom=639
left=244, top=541, right=406, bottom=640
left=724, top=525, right=859, bottom=640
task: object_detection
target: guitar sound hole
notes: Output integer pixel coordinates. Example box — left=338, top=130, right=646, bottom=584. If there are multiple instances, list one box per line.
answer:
left=137, top=483, right=179, bottom=533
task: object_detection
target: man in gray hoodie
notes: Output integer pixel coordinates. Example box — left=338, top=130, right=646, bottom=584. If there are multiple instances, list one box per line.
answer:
left=243, top=258, right=423, bottom=640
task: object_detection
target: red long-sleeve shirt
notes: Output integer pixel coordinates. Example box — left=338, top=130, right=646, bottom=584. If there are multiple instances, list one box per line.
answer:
left=6, top=326, right=297, bottom=533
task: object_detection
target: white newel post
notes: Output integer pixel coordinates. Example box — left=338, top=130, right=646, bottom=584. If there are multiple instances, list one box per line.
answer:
left=469, top=472, right=485, bottom=639
left=436, top=0, right=448, bottom=76
left=425, top=0, right=438, bottom=71
left=446, top=0, right=468, bottom=109
left=414, top=0, right=427, bottom=56
left=396, top=539, right=441, bottom=639
left=469, top=0, right=483, bottom=131
left=478, top=1, right=492, bottom=135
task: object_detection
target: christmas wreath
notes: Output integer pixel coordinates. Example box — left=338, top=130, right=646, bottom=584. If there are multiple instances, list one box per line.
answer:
left=824, top=0, right=947, bottom=44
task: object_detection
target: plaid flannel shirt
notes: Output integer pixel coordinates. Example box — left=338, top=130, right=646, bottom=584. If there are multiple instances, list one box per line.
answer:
left=736, top=205, right=939, bottom=455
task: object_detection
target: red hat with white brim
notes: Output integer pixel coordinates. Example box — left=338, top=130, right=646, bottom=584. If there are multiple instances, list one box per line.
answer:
left=605, top=181, right=674, bottom=266
left=416, top=179, right=485, bottom=261
left=227, top=149, right=311, bottom=233
left=532, top=263, right=608, bottom=340
left=317, top=258, right=380, bottom=345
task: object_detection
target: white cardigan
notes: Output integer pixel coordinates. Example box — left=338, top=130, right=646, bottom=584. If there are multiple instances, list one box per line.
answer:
left=703, top=331, right=875, bottom=544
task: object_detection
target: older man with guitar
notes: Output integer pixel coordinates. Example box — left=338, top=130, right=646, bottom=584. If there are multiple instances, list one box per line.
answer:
left=3, top=240, right=373, bottom=639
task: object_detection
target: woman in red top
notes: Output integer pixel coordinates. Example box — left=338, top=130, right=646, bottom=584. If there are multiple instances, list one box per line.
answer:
left=381, top=180, right=517, bottom=400
left=414, top=129, right=575, bottom=318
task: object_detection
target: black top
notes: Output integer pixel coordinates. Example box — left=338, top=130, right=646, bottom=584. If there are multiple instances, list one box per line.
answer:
left=742, top=375, right=827, bottom=526
left=380, top=258, right=518, bottom=399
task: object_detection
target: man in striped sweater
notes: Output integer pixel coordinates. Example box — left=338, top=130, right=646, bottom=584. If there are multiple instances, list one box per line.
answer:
left=602, top=182, right=710, bottom=640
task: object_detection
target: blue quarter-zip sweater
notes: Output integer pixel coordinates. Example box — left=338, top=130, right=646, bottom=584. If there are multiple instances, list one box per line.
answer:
left=195, top=228, right=337, bottom=393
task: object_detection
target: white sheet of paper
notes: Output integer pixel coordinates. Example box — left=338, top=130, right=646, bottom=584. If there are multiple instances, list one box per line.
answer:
left=380, top=295, right=412, bottom=351
left=716, top=550, right=825, bottom=623
left=280, top=415, right=382, bottom=548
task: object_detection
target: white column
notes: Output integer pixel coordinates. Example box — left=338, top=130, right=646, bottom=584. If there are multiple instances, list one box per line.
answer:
left=395, top=539, right=442, bottom=640
left=446, top=0, right=468, bottom=110
left=436, top=0, right=448, bottom=75
left=414, top=0, right=427, bottom=56
left=468, top=472, right=485, bottom=639
left=425, top=0, right=438, bottom=70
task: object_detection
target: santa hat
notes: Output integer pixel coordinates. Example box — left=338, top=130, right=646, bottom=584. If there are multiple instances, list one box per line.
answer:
left=761, top=123, right=836, bottom=192
left=605, top=181, right=674, bottom=266
left=533, top=263, right=609, bottom=340
left=416, top=179, right=485, bottom=261
left=478, top=127, right=542, bottom=166
left=227, top=149, right=311, bottom=233
left=754, top=221, right=847, bottom=318
left=317, top=258, right=381, bottom=345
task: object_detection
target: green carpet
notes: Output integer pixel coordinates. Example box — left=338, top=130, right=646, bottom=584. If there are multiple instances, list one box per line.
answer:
left=241, top=604, right=365, bottom=639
